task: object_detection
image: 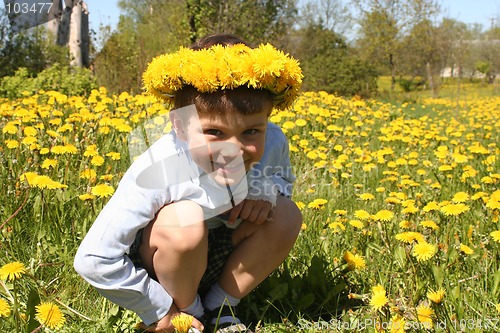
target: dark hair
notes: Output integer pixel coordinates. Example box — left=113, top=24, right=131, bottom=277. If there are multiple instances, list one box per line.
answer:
left=190, top=33, right=250, bottom=50
left=174, top=34, right=274, bottom=116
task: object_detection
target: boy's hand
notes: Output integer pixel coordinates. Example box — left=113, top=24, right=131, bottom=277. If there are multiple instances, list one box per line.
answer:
left=137, top=303, right=204, bottom=332
left=228, top=199, right=273, bottom=225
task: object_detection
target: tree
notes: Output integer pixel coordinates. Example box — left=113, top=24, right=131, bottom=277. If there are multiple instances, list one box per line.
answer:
left=353, top=0, right=403, bottom=91
left=353, top=0, right=440, bottom=92
left=293, top=23, right=377, bottom=96
left=95, top=0, right=298, bottom=93
left=46, top=0, right=90, bottom=67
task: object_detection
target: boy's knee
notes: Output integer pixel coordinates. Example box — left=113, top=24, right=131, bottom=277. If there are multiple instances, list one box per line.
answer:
left=152, top=201, right=208, bottom=251
left=272, top=196, right=302, bottom=239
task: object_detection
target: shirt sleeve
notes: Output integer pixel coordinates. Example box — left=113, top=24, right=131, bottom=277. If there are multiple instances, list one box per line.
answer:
left=73, top=170, right=172, bottom=325
left=246, top=123, right=296, bottom=205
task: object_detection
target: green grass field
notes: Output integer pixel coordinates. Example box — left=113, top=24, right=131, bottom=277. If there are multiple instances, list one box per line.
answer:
left=1, top=86, right=499, bottom=332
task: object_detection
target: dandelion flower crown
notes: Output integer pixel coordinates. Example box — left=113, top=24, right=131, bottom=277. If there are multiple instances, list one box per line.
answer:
left=142, top=43, right=303, bottom=110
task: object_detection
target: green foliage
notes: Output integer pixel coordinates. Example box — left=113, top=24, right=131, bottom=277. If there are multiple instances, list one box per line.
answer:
left=398, top=77, right=426, bottom=92
left=0, top=9, right=70, bottom=79
left=0, top=63, right=97, bottom=98
left=294, top=24, right=378, bottom=97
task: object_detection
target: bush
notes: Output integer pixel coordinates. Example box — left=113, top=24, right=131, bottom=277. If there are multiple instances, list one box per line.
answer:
left=0, top=63, right=97, bottom=98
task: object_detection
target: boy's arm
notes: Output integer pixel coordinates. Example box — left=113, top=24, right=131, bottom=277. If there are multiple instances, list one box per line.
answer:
left=74, top=171, right=172, bottom=326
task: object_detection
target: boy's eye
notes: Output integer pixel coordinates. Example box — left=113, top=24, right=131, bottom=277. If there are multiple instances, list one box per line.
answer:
left=204, top=129, right=222, bottom=136
left=244, top=129, right=259, bottom=135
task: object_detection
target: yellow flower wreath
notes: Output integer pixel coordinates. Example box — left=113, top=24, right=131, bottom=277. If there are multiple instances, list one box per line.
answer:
left=142, top=43, right=303, bottom=110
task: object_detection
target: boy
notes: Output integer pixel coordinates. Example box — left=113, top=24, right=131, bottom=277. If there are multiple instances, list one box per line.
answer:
left=74, top=34, right=303, bottom=333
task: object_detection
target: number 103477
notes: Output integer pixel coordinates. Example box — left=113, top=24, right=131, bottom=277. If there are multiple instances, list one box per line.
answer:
left=5, top=2, right=53, bottom=14
left=449, top=319, right=499, bottom=329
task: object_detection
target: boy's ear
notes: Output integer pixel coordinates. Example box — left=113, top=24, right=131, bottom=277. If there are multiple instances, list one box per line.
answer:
left=169, top=111, right=188, bottom=141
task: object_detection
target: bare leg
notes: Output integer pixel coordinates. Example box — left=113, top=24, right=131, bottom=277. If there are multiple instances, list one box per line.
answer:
left=139, top=200, right=208, bottom=309
left=218, top=196, right=302, bottom=298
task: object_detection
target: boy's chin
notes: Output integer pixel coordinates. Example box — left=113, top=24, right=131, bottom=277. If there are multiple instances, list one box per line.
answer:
left=208, top=170, right=246, bottom=187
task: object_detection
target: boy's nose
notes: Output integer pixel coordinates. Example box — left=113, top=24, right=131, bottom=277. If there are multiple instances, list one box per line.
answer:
left=219, top=142, right=240, bottom=157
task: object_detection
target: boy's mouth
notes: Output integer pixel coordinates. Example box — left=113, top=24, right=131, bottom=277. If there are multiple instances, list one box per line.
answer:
left=212, top=161, right=246, bottom=175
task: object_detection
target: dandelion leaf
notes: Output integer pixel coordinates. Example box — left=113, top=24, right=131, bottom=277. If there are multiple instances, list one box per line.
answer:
left=493, top=268, right=500, bottom=296
left=27, top=287, right=41, bottom=332
left=431, top=265, right=444, bottom=287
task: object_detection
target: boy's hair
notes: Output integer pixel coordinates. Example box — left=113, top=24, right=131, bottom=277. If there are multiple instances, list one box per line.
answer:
left=174, top=34, right=274, bottom=116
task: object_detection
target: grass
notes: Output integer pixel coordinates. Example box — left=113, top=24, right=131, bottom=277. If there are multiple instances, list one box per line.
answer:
left=0, top=84, right=499, bottom=332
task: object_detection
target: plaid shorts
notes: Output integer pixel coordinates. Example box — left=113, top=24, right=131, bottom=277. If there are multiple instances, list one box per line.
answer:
left=128, top=218, right=234, bottom=297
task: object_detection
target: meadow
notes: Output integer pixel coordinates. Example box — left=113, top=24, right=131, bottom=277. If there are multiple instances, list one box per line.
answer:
left=0, top=87, right=499, bottom=332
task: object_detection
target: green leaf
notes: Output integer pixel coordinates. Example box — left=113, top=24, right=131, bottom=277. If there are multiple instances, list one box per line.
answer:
left=298, top=293, right=315, bottom=309
left=26, top=287, right=41, bottom=332
left=269, top=282, right=288, bottom=301
left=432, top=265, right=444, bottom=287
left=492, top=268, right=500, bottom=296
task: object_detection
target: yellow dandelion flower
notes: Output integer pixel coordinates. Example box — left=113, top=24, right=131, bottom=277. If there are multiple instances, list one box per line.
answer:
left=389, top=314, right=405, bottom=333
left=334, top=209, right=347, bottom=216
left=399, top=220, right=411, bottom=229
left=343, top=250, right=366, bottom=271
left=301, top=223, right=307, bottom=231
left=5, top=139, right=19, bottom=149
left=459, top=244, right=474, bottom=255
left=80, top=169, right=97, bottom=180
left=307, top=198, right=328, bottom=210
left=370, top=284, right=388, bottom=311
left=41, top=159, right=58, bottom=170
left=487, top=197, right=500, bottom=210
left=402, top=204, right=419, bottom=214
left=420, top=220, right=439, bottom=230
left=78, top=193, right=95, bottom=201
left=374, top=209, right=394, bottom=222
left=328, top=221, right=345, bottom=233
left=359, top=193, right=375, bottom=201
left=471, top=192, right=488, bottom=200
left=91, top=155, right=105, bottom=166
left=452, top=191, right=469, bottom=203
left=412, top=242, right=437, bottom=262
left=295, top=118, right=307, bottom=127
left=295, top=201, right=305, bottom=210
left=416, top=304, right=434, bottom=328
left=490, top=230, right=500, bottom=243
left=106, top=152, right=121, bottom=160
left=0, top=262, right=26, bottom=281
left=349, top=220, right=364, bottom=229
left=354, top=210, right=371, bottom=220
left=35, top=302, right=66, bottom=329
left=62, top=144, right=78, bottom=154
left=0, top=298, right=11, bottom=317
left=440, top=203, right=470, bottom=216
left=91, top=184, right=115, bottom=198
left=496, top=304, right=500, bottom=314
left=282, top=121, right=295, bottom=130
left=427, top=288, right=445, bottom=304
left=32, top=176, right=67, bottom=190
left=171, top=313, right=194, bottom=333
left=395, top=232, right=425, bottom=244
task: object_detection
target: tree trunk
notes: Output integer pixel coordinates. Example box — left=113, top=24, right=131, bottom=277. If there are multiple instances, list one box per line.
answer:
left=426, top=62, right=438, bottom=98
left=69, top=1, right=82, bottom=67
left=47, top=0, right=62, bottom=41
left=81, top=1, right=90, bottom=67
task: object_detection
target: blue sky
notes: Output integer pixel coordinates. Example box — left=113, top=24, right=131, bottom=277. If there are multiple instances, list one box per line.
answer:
left=84, top=0, right=500, bottom=37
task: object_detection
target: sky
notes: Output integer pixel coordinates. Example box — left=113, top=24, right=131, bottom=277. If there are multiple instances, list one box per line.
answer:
left=84, top=0, right=500, bottom=38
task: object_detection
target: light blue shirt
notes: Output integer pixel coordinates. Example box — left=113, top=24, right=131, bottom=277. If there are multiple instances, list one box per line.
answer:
left=73, top=122, right=294, bottom=325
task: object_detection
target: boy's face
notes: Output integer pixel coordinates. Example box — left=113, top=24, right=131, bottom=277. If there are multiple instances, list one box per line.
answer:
left=172, top=106, right=268, bottom=186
